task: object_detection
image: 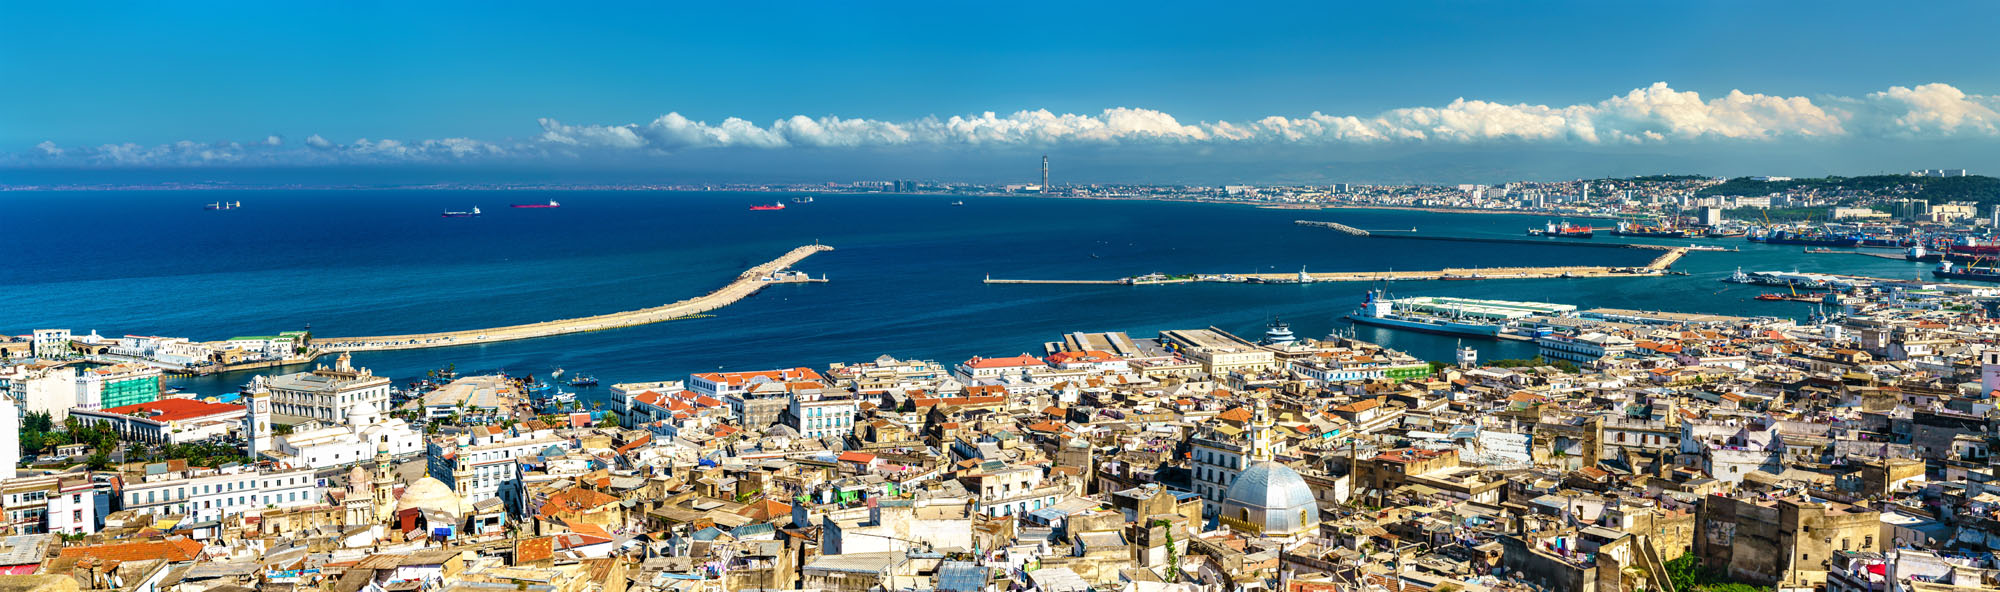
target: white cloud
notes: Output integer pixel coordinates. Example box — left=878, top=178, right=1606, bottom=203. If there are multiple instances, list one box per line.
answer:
left=13, top=82, right=2000, bottom=167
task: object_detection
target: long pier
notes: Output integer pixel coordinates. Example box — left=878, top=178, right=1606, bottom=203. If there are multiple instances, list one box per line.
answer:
left=313, top=245, right=833, bottom=352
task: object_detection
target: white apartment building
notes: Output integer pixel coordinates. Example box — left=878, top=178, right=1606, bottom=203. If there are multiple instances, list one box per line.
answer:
left=1, top=474, right=107, bottom=535
left=787, top=390, right=858, bottom=442
left=121, top=463, right=319, bottom=523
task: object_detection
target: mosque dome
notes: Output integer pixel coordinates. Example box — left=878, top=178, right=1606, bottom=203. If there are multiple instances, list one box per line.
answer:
left=1219, top=460, right=1320, bottom=538
left=396, top=476, right=466, bottom=519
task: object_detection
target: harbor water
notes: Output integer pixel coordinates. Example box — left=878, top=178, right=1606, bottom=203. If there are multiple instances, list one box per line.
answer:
left=0, top=190, right=1941, bottom=399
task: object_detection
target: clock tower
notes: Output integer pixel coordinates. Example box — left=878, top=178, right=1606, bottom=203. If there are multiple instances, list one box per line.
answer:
left=245, top=375, right=272, bottom=459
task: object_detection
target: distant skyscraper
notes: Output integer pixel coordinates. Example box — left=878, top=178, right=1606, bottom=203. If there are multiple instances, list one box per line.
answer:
left=1041, top=155, right=1049, bottom=193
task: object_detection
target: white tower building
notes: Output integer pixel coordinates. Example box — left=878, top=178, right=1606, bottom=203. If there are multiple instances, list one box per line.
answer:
left=1980, top=350, right=2000, bottom=399
left=1457, top=345, right=1479, bottom=369
left=245, top=375, right=273, bottom=459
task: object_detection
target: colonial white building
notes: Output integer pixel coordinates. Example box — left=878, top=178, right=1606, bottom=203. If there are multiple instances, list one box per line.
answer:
left=427, top=429, right=567, bottom=510
left=787, top=390, right=858, bottom=442
left=264, top=353, right=391, bottom=423
left=69, top=398, right=245, bottom=445
left=121, top=463, right=319, bottom=524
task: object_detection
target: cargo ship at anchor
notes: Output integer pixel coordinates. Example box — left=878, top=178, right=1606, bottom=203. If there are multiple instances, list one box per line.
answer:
left=1933, top=260, right=2000, bottom=282
left=749, top=203, right=786, bottom=211
left=441, top=207, right=481, bottom=218
left=1748, top=229, right=1860, bottom=247
left=1527, top=221, right=1594, bottom=239
left=204, top=201, right=242, bottom=211
left=1611, top=221, right=1698, bottom=238
left=511, top=200, right=560, bottom=208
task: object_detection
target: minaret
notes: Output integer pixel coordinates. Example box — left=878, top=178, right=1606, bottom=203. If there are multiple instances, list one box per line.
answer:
left=1041, top=155, right=1049, bottom=193
left=1249, top=398, right=1275, bottom=462
left=372, top=441, right=396, bottom=522
left=245, top=376, right=272, bottom=459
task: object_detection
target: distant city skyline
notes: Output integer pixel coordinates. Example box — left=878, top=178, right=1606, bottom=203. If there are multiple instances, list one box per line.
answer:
left=5, top=1, right=1999, bottom=184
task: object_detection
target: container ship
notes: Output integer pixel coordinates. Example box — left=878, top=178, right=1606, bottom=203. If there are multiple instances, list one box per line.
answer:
left=1611, top=221, right=1697, bottom=238
left=1933, top=261, right=2000, bottom=283
left=749, top=203, right=786, bottom=211
left=511, top=200, right=560, bottom=208
left=441, top=207, right=481, bottom=218
left=1527, top=221, right=1594, bottom=239
left=1749, top=229, right=1859, bottom=247
left=1346, top=291, right=1576, bottom=339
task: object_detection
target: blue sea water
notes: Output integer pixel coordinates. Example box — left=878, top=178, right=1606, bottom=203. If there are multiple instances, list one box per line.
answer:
left=0, top=190, right=1938, bottom=397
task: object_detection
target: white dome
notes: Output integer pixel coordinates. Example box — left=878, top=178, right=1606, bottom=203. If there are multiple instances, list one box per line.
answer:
left=1220, top=460, right=1320, bottom=537
left=396, top=476, right=465, bottom=519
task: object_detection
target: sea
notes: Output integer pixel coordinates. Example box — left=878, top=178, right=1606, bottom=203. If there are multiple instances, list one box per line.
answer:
left=0, top=190, right=1941, bottom=400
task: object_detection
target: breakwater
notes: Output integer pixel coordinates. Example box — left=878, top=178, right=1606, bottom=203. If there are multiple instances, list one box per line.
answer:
left=313, top=245, right=833, bottom=352
left=983, top=249, right=1688, bottom=286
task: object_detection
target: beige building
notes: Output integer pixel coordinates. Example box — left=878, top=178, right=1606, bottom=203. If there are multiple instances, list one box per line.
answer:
left=1160, top=329, right=1274, bottom=376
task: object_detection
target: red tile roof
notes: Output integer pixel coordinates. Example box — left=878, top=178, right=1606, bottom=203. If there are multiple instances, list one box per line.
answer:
left=96, top=398, right=242, bottom=423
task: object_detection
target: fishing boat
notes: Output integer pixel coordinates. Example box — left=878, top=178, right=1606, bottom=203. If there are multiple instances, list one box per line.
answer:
left=511, top=199, right=560, bottom=208
left=549, top=391, right=577, bottom=404
left=749, top=203, right=786, bottom=211
left=567, top=374, right=599, bottom=387
left=441, top=207, right=482, bottom=218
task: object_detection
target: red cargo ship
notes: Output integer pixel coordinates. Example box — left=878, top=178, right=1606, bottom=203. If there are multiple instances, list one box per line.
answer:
left=749, top=203, right=786, bottom=211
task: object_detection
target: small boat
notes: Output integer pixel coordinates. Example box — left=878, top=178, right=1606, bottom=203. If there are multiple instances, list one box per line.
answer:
left=442, top=207, right=482, bottom=218
left=749, top=203, right=786, bottom=211
left=568, top=374, right=598, bottom=387
left=524, top=381, right=551, bottom=392
left=950, top=201, right=966, bottom=206
left=550, top=391, right=577, bottom=403
left=511, top=200, right=560, bottom=208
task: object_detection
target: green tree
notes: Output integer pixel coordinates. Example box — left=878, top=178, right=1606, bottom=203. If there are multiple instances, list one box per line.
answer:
left=599, top=414, right=620, bottom=429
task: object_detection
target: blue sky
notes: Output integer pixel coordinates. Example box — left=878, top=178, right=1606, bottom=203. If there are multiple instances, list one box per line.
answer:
left=6, top=1, right=2000, bottom=183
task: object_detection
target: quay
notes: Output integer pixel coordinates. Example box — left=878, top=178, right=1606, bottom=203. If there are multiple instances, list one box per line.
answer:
left=313, top=245, right=833, bottom=352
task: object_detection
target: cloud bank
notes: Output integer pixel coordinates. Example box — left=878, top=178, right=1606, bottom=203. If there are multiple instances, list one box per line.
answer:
left=11, top=82, right=2000, bottom=168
